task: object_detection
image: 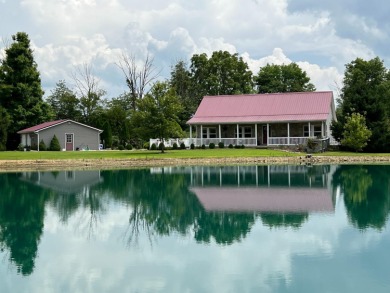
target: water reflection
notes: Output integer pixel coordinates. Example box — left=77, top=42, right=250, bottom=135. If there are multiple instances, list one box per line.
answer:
left=332, top=165, right=390, bottom=230
left=1, top=164, right=390, bottom=277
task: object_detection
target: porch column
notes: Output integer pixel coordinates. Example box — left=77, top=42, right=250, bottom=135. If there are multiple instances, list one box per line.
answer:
left=255, top=124, right=258, bottom=146
left=189, top=125, right=192, bottom=145
left=37, top=133, right=40, bottom=151
left=308, top=122, right=311, bottom=137
left=200, top=125, right=203, bottom=146
left=236, top=124, right=239, bottom=145
left=287, top=123, right=290, bottom=145
left=267, top=123, right=269, bottom=146
left=219, top=124, right=221, bottom=142
left=321, top=122, right=324, bottom=137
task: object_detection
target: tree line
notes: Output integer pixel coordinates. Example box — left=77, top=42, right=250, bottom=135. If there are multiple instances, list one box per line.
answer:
left=1, top=32, right=390, bottom=152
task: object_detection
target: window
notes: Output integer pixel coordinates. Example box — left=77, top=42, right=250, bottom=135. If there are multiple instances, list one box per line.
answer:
left=66, top=134, right=73, bottom=143
left=303, top=125, right=309, bottom=137
left=313, top=125, right=322, bottom=138
left=235, top=126, right=252, bottom=138
left=202, top=127, right=217, bottom=138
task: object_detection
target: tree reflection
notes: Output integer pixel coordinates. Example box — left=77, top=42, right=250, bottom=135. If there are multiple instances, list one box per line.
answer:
left=333, top=165, right=390, bottom=230
left=0, top=173, right=50, bottom=275
left=260, top=213, right=308, bottom=229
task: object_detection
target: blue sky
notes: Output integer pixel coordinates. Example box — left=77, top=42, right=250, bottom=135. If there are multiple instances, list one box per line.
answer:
left=1, top=0, right=388, bottom=98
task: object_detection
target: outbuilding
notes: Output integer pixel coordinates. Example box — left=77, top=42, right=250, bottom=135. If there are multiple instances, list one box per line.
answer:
left=17, top=119, right=103, bottom=151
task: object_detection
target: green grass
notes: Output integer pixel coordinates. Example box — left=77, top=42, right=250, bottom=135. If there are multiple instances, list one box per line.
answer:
left=1, top=149, right=389, bottom=161
left=0, top=149, right=302, bottom=160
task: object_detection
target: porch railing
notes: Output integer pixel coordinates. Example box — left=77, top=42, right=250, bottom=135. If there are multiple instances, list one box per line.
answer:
left=268, top=137, right=311, bottom=145
left=192, top=138, right=257, bottom=146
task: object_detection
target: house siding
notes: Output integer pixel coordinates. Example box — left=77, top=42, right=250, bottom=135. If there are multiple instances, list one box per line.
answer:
left=39, top=121, right=100, bottom=150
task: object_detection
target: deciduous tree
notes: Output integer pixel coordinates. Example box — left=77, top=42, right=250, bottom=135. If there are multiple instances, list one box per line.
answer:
left=131, top=82, right=184, bottom=152
left=341, top=113, right=371, bottom=152
left=254, top=63, right=315, bottom=93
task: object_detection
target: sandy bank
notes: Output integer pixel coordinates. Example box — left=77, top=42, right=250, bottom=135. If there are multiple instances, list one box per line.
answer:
left=1, top=155, right=390, bottom=171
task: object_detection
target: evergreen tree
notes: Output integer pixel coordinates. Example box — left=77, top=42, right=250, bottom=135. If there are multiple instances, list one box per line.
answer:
left=0, top=106, right=10, bottom=151
left=0, top=32, right=53, bottom=149
left=46, top=80, right=81, bottom=120
left=49, top=135, right=61, bottom=151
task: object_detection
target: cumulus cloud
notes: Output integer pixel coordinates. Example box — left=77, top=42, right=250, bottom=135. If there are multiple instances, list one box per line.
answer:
left=0, top=0, right=386, bottom=97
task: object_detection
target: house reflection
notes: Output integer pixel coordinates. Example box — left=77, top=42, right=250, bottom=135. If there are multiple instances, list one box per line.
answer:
left=152, top=165, right=335, bottom=214
left=20, top=170, right=103, bottom=194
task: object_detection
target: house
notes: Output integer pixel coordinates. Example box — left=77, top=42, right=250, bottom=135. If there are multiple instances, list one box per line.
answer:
left=187, top=91, right=337, bottom=147
left=17, top=119, right=103, bottom=151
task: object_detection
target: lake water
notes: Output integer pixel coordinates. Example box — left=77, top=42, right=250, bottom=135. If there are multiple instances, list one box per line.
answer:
left=0, top=164, right=390, bottom=293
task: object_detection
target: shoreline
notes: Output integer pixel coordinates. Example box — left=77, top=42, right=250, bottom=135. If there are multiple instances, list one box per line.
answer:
left=1, top=155, right=390, bottom=171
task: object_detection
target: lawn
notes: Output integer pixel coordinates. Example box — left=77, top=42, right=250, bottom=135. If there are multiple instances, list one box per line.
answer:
left=1, top=149, right=389, bottom=161
left=0, top=148, right=303, bottom=160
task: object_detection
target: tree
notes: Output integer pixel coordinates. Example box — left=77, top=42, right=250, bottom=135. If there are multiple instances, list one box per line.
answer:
left=254, top=63, right=316, bottom=93
left=131, top=82, right=184, bottom=152
left=341, top=113, right=371, bottom=152
left=0, top=106, right=10, bottom=151
left=116, top=51, right=159, bottom=111
left=0, top=32, right=53, bottom=149
left=190, top=50, right=254, bottom=105
left=46, top=80, right=81, bottom=121
left=331, top=57, right=390, bottom=152
left=49, top=135, right=61, bottom=151
left=71, top=63, right=106, bottom=124
left=170, top=60, right=195, bottom=129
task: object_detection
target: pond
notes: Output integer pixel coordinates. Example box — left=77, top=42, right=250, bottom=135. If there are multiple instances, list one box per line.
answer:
left=0, top=164, right=390, bottom=292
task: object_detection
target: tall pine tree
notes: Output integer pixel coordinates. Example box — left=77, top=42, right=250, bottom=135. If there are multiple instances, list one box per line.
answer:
left=0, top=32, right=53, bottom=149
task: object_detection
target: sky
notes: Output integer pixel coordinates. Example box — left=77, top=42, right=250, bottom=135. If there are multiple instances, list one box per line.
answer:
left=1, top=0, right=389, bottom=100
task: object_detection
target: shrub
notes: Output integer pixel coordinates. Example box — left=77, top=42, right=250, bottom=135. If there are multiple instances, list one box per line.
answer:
left=241, top=144, right=245, bottom=149
left=190, top=143, right=195, bottom=150
left=49, top=135, right=61, bottom=151
left=39, top=139, right=47, bottom=151
left=151, top=143, right=157, bottom=150
left=201, top=144, right=206, bottom=149
left=172, top=142, right=178, bottom=150
left=228, top=144, right=234, bottom=149
left=180, top=142, right=186, bottom=149
left=143, top=142, right=150, bottom=149
left=158, top=142, right=164, bottom=151
left=218, top=142, right=224, bottom=148
left=234, top=145, right=240, bottom=149
left=209, top=142, right=215, bottom=149
left=125, top=144, right=133, bottom=150
left=118, top=145, right=125, bottom=150
left=17, top=143, right=24, bottom=151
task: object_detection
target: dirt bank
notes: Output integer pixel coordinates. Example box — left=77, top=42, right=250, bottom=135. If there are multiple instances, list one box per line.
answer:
left=1, top=155, right=390, bottom=172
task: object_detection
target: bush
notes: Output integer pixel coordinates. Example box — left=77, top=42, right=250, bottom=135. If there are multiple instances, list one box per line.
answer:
left=241, top=144, right=245, bottom=149
left=158, top=142, right=164, bottom=151
left=228, top=144, right=234, bottom=149
left=190, top=143, right=195, bottom=150
left=151, top=143, right=157, bottom=150
left=143, top=142, right=150, bottom=149
left=172, top=142, right=178, bottom=150
left=125, top=144, right=133, bottom=150
left=49, top=135, right=61, bottom=151
left=209, top=142, right=215, bottom=149
left=39, top=139, right=47, bottom=151
left=180, top=142, right=186, bottom=149
left=218, top=142, right=224, bottom=148
left=201, top=144, right=206, bottom=149
left=234, top=145, right=240, bottom=149
left=118, top=145, right=125, bottom=150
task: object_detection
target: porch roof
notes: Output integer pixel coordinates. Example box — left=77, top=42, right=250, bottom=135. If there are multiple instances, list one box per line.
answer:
left=187, top=91, right=333, bottom=125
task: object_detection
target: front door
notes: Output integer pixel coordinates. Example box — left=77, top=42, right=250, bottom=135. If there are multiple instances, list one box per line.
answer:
left=262, top=126, right=267, bottom=145
left=65, top=133, right=73, bottom=151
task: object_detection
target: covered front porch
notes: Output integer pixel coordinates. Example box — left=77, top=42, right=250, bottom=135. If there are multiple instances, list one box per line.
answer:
left=189, top=122, right=328, bottom=147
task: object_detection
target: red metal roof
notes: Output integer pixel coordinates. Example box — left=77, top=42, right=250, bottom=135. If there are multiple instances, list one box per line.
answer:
left=187, top=91, right=334, bottom=124
left=191, top=187, right=334, bottom=213
left=17, top=120, right=66, bottom=134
